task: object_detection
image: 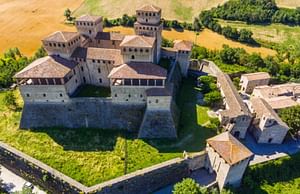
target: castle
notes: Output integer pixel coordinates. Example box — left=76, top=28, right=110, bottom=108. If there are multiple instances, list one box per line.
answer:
left=14, top=5, right=192, bottom=139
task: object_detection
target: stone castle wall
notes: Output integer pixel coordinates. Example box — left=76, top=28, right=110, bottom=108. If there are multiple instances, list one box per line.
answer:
left=0, top=140, right=207, bottom=194
left=20, top=98, right=145, bottom=131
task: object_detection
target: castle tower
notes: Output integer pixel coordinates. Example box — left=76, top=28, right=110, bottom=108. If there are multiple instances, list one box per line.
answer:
left=42, top=31, right=81, bottom=59
left=134, top=5, right=163, bottom=63
left=75, top=15, right=103, bottom=39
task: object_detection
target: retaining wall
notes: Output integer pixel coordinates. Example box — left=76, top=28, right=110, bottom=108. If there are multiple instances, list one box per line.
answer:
left=0, top=141, right=207, bottom=194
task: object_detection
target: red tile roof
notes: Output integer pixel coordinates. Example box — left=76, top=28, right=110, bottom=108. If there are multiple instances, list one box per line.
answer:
left=174, top=40, right=193, bottom=51
left=207, top=132, right=253, bottom=165
left=137, top=4, right=161, bottom=12
left=120, top=35, right=155, bottom=48
left=108, top=62, right=167, bottom=79
left=14, top=56, right=77, bottom=79
left=43, top=31, right=79, bottom=42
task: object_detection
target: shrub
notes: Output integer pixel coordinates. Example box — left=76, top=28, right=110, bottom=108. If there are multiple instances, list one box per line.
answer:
left=173, top=178, right=207, bottom=194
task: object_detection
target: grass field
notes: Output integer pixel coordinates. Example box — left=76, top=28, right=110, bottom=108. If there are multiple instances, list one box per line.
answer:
left=104, top=26, right=276, bottom=57
left=73, top=0, right=300, bottom=22
left=0, top=78, right=216, bottom=186
left=218, top=19, right=300, bottom=44
left=73, top=0, right=227, bottom=22
left=75, top=85, right=111, bottom=97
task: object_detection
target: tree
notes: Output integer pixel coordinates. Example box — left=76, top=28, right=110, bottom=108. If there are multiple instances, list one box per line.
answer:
left=279, top=106, right=300, bottom=135
left=193, top=18, right=202, bottom=32
left=204, top=90, right=222, bottom=107
left=64, top=8, right=72, bottom=21
left=173, top=178, right=207, bottom=194
left=238, top=29, right=254, bottom=43
left=3, top=91, right=17, bottom=110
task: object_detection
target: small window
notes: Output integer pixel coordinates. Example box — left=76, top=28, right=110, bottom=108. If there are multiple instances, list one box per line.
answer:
left=140, top=94, right=143, bottom=98
left=89, top=30, right=92, bottom=34
left=99, top=78, right=102, bottom=83
left=131, top=55, right=135, bottom=59
left=108, top=61, right=111, bottom=64
left=115, top=94, right=118, bottom=97
left=156, top=99, right=159, bottom=103
left=129, top=48, right=132, bottom=52
left=60, top=93, right=63, bottom=97
left=53, top=43, right=56, bottom=47
left=92, top=59, right=95, bottom=63
left=62, top=44, right=65, bottom=47
left=26, top=93, right=30, bottom=97
left=134, top=48, right=138, bottom=52
left=81, top=66, right=84, bottom=72
left=140, top=49, right=143, bottom=52
left=128, top=94, right=131, bottom=98
left=73, top=69, right=76, bottom=75
left=49, top=43, right=52, bottom=47
left=43, top=93, right=46, bottom=97
left=75, top=79, right=78, bottom=83
left=145, top=49, right=149, bottom=53
left=98, top=68, right=101, bottom=73
left=58, top=43, right=61, bottom=47
left=123, top=48, right=126, bottom=52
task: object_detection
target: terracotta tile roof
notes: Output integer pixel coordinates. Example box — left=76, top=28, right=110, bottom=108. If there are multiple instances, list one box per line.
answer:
left=14, top=56, right=77, bottom=79
left=207, top=132, right=253, bottom=165
left=146, top=88, right=171, bottom=96
left=120, top=35, right=155, bottom=48
left=242, top=72, right=271, bottom=81
left=250, top=97, right=289, bottom=128
left=137, top=4, right=161, bottom=12
left=71, top=47, right=123, bottom=66
left=265, top=96, right=299, bottom=110
left=108, top=62, right=167, bottom=79
left=95, top=32, right=125, bottom=41
left=43, top=31, right=79, bottom=42
left=173, top=40, right=193, bottom=51
left=76, top=15, right=102, bottom=23
left=218, top=73, right=251, bottom=118
left=253, top=83, right=300, bottom=99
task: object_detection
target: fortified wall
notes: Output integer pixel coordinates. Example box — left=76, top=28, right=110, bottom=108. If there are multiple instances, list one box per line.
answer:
left=20, top=63, right=182, bottom=135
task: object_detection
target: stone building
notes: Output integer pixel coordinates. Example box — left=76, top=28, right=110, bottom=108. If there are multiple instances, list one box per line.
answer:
left=252, top=83, right=300, bottom=110
left=248, top=97, right=289, bottom=144
left=205, top=132, right=253, bottom=190
left=134, top=4, right=163, bottom=63
left=240, top=72, right=270, bottom=94
left=217, top=73, right=252, bottom=139
left=161, top=40, right=193, bottom=77
left=14, top=4, right=191, bottom=139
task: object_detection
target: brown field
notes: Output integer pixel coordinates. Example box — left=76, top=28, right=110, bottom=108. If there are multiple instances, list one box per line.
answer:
left=104, top=26, right=276, bottom=57
left=0, top=0, right=83, bottom=56
left=276, top=0, right=300, bottom=8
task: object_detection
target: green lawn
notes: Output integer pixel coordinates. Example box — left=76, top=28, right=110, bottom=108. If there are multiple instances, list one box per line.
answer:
left=196, top=105, right=210, bottom=125
left=232, top=152, right=300, bottom=194
left=0, top=79, right=217, bottom=186
left=75, top=84, right=111, bottom=97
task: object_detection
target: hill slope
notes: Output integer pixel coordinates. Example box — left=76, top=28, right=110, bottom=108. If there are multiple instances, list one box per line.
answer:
left=73, top=0, right=300, bottom=22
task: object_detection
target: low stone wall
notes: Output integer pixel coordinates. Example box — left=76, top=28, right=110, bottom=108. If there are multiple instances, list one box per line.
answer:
left=20, top=98, right=145, bottom=131
left=0, top=140, right=207, bottom=194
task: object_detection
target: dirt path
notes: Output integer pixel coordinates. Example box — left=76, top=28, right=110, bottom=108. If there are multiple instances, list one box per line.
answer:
left=0, top=0, right=83, bottom=56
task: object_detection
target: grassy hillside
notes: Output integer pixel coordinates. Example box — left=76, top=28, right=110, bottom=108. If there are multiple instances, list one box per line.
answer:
left=218, top=19, right=300, bottom=43
left=73, top=0, right=300, bottom=22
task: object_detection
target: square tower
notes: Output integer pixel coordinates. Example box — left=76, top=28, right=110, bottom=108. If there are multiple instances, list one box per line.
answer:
left=134, top=5, right=163, bottom=63
left=75, top=15, right=103, bottom=39
left=42, top=31, right=81, bottom=59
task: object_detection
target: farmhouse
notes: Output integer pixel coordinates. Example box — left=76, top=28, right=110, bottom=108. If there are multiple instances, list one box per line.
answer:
left=240, top=72, right=270, bottom=94
left=248, top=97, right=289, bottom=144
left=205, top=132, right=253, bottom=189
left=14, top=4, right=192, bottom=138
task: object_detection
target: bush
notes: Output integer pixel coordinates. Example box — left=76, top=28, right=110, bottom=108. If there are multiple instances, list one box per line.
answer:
left=3, top=91, right=17, bottom=110
left=204, top=91, right=222, bottom=107
left=173, top=178, right=207, bottom=194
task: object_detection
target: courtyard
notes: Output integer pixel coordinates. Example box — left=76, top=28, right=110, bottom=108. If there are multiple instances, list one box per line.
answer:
left=0, top=78, right=217, bottom=186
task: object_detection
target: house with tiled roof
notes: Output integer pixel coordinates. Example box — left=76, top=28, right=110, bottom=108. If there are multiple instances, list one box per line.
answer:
left=240, top=72, right=271, bottom=94
left=14, top=4, right=191, bottom=139
left=248, top=97, right=289, bottom=144
left=205, top=132, right=253, bottom=189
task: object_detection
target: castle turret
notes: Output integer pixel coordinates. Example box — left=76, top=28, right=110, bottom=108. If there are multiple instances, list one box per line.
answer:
left=75, top=15, right=103, bottom=39
left=134, top=4, right=163, bottom=63
left=42, top=31, right=81, bottom=59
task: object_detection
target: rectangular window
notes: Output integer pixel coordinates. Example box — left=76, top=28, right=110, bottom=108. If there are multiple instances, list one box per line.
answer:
left=98, top=68, right=101, bottom=73
left=148, top=80, right=155, bottom=86
left=156, top=80, right=163, bottom=86
left=132, top=79, right=139, bottom=86
left=99, top=78, right=102, bottom=83
left=140, top=79, right=147, bottom=86
left=124, top=79, right=131, bottom=85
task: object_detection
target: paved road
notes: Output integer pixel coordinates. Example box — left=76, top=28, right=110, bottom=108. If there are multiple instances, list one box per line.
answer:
left=241, top=133, right=300, bottom=165
left=0, top=165, right=45, bottom=194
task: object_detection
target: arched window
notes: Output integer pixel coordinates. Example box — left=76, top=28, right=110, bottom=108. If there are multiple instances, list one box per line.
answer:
left=131, top=55, right=135, bottom=59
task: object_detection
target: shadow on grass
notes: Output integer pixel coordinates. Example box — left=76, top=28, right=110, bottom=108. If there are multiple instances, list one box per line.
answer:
left=27, top=128, right=136, bottom=152
left=144, top=78, right=217, bottom=153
